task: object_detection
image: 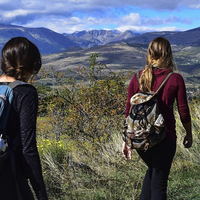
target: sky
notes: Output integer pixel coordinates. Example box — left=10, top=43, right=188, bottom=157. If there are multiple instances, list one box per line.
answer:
left=0, top=0, right=200, bottom=34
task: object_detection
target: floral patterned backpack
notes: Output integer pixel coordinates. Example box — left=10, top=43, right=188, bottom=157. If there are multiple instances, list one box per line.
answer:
left=123, top=72, right=173, bottom=151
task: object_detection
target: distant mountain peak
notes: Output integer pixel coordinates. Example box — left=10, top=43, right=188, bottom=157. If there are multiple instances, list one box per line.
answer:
left=0, top=24, right=200, bottom=55
left=70, top=29, right=137, bottom=46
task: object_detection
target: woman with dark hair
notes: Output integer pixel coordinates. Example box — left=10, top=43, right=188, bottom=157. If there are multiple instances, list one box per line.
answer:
left=122, top=37, right=192, bottom=200
left=0, top=37, right=48, bottom=200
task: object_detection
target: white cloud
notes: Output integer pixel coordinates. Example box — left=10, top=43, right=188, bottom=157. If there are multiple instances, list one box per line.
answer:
left=0, top=0, right=199, bottom=33
left=1, top=0, right=200, bottom=16
left=0, top=0, right=11, bottom=3
left=24, top=16, right=87, bottom=33
left=115, top=13, right=184, bottom=31
left=3, top=9, right=33, bottom=18
left=116, top=25, right=183, bottom=33
left=194, top=4, right=200, bottom=8
left=21, top=10, right=193, bottom=34
left=119, top=13, right=141, bottom=26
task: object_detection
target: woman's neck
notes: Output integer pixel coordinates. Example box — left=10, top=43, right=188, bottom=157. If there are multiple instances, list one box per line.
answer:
left=0, top=74, right=16, bottom=82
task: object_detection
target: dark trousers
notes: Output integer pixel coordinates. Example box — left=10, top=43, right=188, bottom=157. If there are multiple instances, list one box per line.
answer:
left=137, top=137, right=176, bottom=200
left=0, top=162, right=35, bottom=200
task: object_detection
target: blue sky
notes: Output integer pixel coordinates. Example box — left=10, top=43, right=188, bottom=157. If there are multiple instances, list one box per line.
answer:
left=0, top=0, right=200, bottom=34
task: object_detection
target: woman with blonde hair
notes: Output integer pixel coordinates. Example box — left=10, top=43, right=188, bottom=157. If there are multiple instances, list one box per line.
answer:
left=122, top=37, right=192, bottom=200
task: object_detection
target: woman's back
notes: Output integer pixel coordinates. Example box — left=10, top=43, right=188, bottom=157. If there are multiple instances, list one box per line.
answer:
left=0, top=37, right=48, bottom=200
left=122, top=36, right=192, bottom=200
left=0, top=83, right=47, bottom=199
left=125, top=67, right=191, bottom=140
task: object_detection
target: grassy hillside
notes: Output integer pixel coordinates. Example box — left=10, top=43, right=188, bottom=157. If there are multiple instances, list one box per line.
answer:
left=42, top=42, right=146, bottom=73
left=35, top=55, right=200, bottom=200
left=42, top=42, right=200, bottom=83
left=37, top=119, right=200, bottom=200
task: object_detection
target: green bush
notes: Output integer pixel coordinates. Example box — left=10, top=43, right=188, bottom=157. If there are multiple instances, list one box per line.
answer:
left=36, top=54, right=200, bottom=199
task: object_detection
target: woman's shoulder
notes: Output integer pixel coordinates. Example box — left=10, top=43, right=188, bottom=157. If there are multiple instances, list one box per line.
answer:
left=13, top=83, right=37, bottom=98
left=129, top=72, right=139, bottom=84
left=171, top=71, right=183, bottom=77
left=14, top=82, right=37, bottom=90
left=10, top=83, right=38, bottom=112
left=170, top=72, right=185, bottom=82
left=0, top=81, right=37, bottom=94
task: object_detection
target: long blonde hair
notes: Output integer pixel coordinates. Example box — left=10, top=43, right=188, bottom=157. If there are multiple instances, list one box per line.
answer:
left=139, top=37, right=176, bottom=92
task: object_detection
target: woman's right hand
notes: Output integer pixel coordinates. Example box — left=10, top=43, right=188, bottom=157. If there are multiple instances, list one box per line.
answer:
left=122, top=142, right=132, bottom=160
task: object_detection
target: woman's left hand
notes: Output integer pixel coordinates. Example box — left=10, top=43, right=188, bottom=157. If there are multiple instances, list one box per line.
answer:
left=183, top=135, right=193, bottom=148
left=122, top=142, right=132, bottom=160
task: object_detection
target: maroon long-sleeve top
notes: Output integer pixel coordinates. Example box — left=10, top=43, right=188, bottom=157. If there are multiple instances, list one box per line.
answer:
left=125, top=68, right=191, bottom=140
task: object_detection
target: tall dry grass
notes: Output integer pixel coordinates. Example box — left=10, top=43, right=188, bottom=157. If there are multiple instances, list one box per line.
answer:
left=38, top=102, right=200, bottom=200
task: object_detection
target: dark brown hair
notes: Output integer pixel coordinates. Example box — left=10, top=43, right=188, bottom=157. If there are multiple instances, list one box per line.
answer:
left=1, top=37, right=41, bottom=81
left=139, top=37, right=176, bottom=92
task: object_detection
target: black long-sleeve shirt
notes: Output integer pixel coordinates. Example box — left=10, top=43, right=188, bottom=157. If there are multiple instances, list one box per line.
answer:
left=2, top=83, right=48, bottom=200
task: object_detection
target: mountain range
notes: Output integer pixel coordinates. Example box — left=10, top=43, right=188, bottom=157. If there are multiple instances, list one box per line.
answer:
left=1, top=24, right=200, bottom=55
left=124, top=27, right=200, bottom=46
left=0, top=24, right=138, bottom=54
left=0, top=24, right=200, bottom=78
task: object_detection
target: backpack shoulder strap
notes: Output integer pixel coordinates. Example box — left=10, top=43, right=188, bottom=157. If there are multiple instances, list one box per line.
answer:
left=154, top=72, right=173, bottom=95
left=136, top=71, right=173, bottom=94
left=0, top=81, right=25, bottom=135
left=136, top=72, right=140, bottom=85
left=8, top=80, right=24, bottom=89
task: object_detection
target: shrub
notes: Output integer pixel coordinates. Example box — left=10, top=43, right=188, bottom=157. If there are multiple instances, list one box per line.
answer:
left=36, top=54, right=200, bottom=199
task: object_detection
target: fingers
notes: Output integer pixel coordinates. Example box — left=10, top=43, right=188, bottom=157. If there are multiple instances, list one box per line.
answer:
left=122, top=147, right=128, bottom=160
left=128, top=149, right=132, bottom=160
left=124, top=154, right=128, bottom=160
left=122, top=149, right=127, bottom=160
left=183, top=136, right=192, bottom=148
left=122, top=142, right=132, bottom=160
left=184, top=141, right=192, bottom=148
left=122, top=151, right=131, bottom=160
